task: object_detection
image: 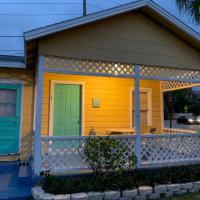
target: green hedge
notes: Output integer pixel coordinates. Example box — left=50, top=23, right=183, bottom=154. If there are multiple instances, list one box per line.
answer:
left=43, top=164, right=200, bottom=195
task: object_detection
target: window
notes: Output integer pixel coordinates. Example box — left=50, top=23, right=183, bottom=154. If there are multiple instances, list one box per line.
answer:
left=0, top=89, right=17, bottom=117
left=132, top=89, right=152, bottom=128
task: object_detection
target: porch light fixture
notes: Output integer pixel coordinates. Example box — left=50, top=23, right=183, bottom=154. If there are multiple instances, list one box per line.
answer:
left=92, top=98, right=100, bottom=108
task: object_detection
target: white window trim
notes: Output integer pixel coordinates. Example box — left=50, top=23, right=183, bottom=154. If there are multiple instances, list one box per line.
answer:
left=130, top=87, right=152, bottom=129
left=0, top=80, right=23, bottom=155
left=49, top=80, right=85, bottom=136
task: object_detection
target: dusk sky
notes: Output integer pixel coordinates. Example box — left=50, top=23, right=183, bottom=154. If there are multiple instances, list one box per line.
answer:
left=0, top=0, right=199, bottom=56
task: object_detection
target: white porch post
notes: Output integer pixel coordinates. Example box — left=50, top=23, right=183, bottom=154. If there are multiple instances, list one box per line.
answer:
left=134, top=65, right=141, bottom=168
left=34, top=55, right=45, bottom=175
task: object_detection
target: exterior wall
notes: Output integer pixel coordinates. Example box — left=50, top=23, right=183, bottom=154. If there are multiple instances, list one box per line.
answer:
left=38, top=11, right=200, bottom=70
left=42, top=73, right=162, bottom=136
left=0, top=68, right=34, bottom=161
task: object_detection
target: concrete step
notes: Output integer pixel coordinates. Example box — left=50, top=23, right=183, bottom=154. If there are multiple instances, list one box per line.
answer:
left=0, top=186, right=32, bottom=200
left=18, top=165, right=32, bottom=186
left=0, top=161, right=33, bottom=200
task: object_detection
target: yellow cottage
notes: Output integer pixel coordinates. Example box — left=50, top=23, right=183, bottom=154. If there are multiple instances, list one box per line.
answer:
left=1, top=0, right=200, bottom=174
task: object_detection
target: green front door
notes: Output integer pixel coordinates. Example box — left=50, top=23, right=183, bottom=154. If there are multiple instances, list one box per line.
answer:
left=0, top=84, right=21, bottom=154
left=53, top=84, right=81, bottom=136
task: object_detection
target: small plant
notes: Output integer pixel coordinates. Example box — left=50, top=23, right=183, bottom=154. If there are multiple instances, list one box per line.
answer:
left=160, top=193, right=166, bottom=198
left=40, top=170, right=51, bottom=177
left=79, top=136, right=137, bottom=174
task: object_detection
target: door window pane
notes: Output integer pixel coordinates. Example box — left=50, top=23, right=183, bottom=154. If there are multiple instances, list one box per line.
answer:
left=0, top=89, right=17, bottom=117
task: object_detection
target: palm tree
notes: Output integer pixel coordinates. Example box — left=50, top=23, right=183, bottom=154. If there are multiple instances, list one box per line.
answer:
left=176, top=0, right=200, bottom=24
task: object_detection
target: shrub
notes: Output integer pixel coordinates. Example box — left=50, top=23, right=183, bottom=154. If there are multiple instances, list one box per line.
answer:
left=79, top=136, right=137, bottom=174
left=42, top=164, right=200, bottom=195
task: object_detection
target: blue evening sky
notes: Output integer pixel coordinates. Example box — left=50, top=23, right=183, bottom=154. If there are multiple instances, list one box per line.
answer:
left=0, top=0, right=199, bottom=56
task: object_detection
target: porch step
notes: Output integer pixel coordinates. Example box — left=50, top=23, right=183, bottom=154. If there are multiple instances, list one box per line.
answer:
left=0, top=161, right=33, bottom=200
left=18, top=163, right=32, bottom=186
left=0, top=186, right=31, bottom=200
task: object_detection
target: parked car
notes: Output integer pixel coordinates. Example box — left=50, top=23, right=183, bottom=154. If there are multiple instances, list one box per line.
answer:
left=177, top=115, right=200, bottom=125
left=196, top=116, right=200, bottom=124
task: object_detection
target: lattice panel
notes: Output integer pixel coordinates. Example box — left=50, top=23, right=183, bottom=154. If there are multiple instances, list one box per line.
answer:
left=140, top=66, right=200, bottom=83
left=41, top=137, right=88, bottom=171
left=45, top=56, right=200, bottom=82
left=161, top=81, right=200, bottom=92
left=141, top=134, right=200, bottom=165
left=41, top=136, right=136, bottom=172
left=45, top=56, right=135, bottom=78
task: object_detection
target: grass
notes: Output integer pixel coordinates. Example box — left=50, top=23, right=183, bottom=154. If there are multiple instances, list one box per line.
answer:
left=166, top=193, right=200, bottom=200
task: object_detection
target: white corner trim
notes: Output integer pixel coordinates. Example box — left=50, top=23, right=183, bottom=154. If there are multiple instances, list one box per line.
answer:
left=49, top=80, right=85, bottom=136
left=19, top=83, right=24, bottom=155
left=33, top=55, right=45, bottom=175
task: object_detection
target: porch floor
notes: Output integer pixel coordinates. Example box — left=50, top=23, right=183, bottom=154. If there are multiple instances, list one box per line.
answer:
left=0, top=162, right=32, bottom=200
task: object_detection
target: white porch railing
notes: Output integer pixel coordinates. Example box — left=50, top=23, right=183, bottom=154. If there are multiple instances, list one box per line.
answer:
left=41, top=133, right=200, bottom=173
left=41, top=135, right=136, bottom=173
left=141, top=133, right=200, bottom=167
left=163, top=128, right=197, bottom=134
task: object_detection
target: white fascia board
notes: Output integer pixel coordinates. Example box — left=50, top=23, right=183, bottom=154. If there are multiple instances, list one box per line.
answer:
left=0, top=61, right=25, bottom=68
left=148, top=1, right=200, bottom=42
left=24, top=0, right=200, bottom=44
left=24, top=0, right=148, bottom=41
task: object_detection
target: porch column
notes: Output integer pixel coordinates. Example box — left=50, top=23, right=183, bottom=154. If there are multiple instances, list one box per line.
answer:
left=33, top=55, right=45, bottom=175
left=134, top=65, right=141, bottom=168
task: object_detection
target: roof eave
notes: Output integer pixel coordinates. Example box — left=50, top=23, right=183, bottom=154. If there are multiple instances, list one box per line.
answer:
left=24, top=0, right=200, bottom=49
left=24, top=0, right=149, bottom=41
left=0, top=60, right=25, bottom=68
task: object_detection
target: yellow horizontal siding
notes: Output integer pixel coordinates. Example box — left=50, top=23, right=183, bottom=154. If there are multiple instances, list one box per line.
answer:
left=0, top=68, right=34, bottom=161
left=42, top=73, right=162, bottom=135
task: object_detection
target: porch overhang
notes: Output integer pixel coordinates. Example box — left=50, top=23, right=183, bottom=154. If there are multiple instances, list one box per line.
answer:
left=33, top=55, right=200, bottom=175
left=44, top=55, right=200, bottom=83
left=24, top=0, right=200, bottom=71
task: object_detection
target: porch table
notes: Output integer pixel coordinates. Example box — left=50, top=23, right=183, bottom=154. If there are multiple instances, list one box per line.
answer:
left=106, top=128, right=135, bottom=135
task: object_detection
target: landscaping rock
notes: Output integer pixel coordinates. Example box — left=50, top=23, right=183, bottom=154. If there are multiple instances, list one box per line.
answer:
left=138, top=186, right=153, bottom=196
left=71, top=193, right=88, bottom=200
left=174, top=190, right=187, bottom=196
left=54, top=194, right=71, bottom=200
left=32, top=186, right=45, bottom=199
left=104, top=191, right=121, bottom=200
left=122, top=189, right=138, bottom=199
left=165, top=191, right=173, bottom=198
left=39, top=193, right=55, bottom=200
left=180, top=183, right=193, bottom=190
left=154, top=185, right=167, bottom=194
left=87, top=192, right=104, bottom=200
left=148, top=193, right=160, bottom=200
left=193, top=181, right=200, bottom=190
left=135, top=196, right=146, bottom=200
left=167, top=184, right=181, bottom=192
left=189, top=188, right=199, bottom=193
